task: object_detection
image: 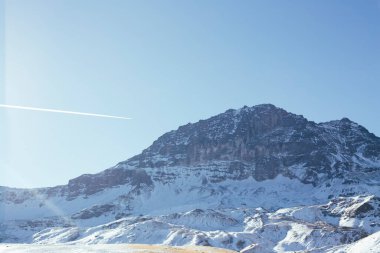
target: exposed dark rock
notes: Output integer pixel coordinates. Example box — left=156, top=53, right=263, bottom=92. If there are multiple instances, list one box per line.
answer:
left=71, top=204, right=116, bottom=219
left=121, top=104, right=380, bottom=185
left=67, top=168, right=153, bottom=199
left=349, top=203, right=374, bottom=218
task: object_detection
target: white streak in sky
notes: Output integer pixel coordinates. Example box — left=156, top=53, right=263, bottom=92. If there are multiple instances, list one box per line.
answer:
left=0, top=104, right=132, bottom=120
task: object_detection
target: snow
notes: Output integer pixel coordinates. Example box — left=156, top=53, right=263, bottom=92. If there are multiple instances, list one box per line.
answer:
left=0, top=183, right=134, bottom=223
left=327, top=230, right=380, bottom=253
left=1, top=168, right=379, bottom=253
left=0, top=244, right=236, bottom=253
left=1, top=168, right=379, bottom=252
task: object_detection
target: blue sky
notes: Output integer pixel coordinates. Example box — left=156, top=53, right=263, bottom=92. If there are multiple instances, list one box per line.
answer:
left=1, top=0, right=380, bottom=188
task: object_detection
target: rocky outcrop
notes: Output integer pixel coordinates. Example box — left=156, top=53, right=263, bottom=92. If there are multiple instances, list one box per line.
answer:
left=71, top=204, right=116, bottom=219
left=66, top=168, right=153, bottom=199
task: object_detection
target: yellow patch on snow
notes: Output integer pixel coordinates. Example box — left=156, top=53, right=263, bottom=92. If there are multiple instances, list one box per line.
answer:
left=0, top=244, right=237, bottom=253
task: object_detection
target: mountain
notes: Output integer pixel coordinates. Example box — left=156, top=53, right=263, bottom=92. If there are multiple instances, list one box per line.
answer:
left=1, top=104, right=379, bottom=252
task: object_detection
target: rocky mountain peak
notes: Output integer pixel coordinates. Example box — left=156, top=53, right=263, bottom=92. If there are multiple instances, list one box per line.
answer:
left=127, top=104, right=309, bottom=166
left=30, top=104, right=379, bottom=200
left=1, top=104, right=379, bottom=252
left=122, top=104, right=380, bottom=186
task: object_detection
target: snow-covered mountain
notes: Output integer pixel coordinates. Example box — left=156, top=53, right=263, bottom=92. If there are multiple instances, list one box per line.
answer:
left=1, top=104, right=379, bottom=252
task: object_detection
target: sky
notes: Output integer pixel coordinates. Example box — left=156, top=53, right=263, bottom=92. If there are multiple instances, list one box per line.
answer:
left=1, top=0, right=380, bottom=188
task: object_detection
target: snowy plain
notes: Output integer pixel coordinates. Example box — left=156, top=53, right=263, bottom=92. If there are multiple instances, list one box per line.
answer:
left=0, top=244, right=236, bottom=253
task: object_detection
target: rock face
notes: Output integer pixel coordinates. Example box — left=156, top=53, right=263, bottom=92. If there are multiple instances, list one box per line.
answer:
left=0, top=104, right=379, bottom=252
left=67, top=168, right=153, bottom=199
left=127, top=104, right=380, bottom=185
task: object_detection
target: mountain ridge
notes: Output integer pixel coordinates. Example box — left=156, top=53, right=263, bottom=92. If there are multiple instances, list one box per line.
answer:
left=0, top=104, right=379, bottom=252
left=2, top=104, right=379, bottom=190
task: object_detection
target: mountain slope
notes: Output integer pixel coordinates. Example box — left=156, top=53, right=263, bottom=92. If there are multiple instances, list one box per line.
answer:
left=0, top=104, right=379, bottom=252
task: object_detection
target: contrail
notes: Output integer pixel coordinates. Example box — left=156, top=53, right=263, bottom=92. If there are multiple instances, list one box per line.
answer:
left=0, top=104, right=132, bottom=120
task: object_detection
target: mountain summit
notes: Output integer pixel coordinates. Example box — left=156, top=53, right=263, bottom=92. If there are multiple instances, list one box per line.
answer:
left=126, top=104, right=379, bottom=184
left=1, top=104, right=379, bottom=252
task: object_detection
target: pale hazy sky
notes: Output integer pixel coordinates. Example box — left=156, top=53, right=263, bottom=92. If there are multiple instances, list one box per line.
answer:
left=1, top=0, right=380, bottom=188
